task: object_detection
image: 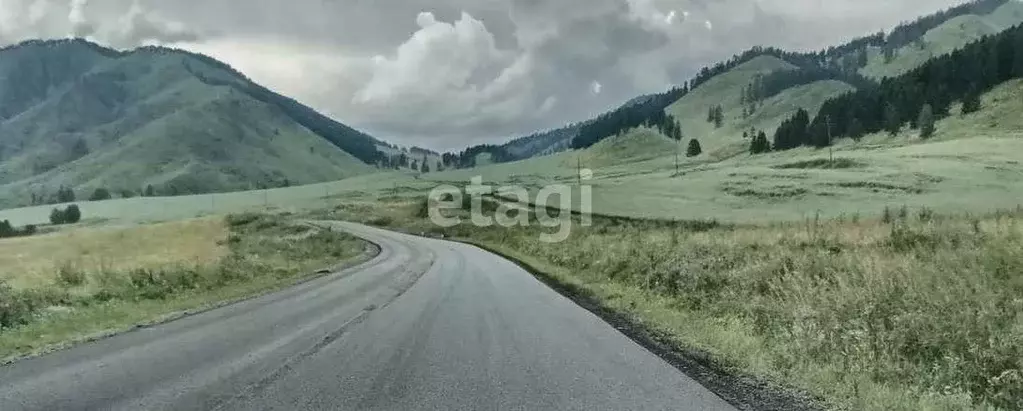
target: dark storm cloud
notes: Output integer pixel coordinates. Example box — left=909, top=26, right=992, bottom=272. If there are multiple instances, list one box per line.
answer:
left=0, top=0, right=967, bottom=150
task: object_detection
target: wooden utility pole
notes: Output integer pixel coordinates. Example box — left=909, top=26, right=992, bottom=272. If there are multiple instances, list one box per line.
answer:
left=577, top=155, right=582, bottom=186
left=674, top=138, right=680, bottom=176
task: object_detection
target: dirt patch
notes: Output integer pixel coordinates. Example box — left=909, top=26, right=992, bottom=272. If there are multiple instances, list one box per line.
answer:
left=826, top=181, right=925, bottom=194
left=773, top=158, right=866, bottom=170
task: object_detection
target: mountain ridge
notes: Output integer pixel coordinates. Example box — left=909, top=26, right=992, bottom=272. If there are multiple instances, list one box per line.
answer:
left=0, top=38, right=385, bottom=207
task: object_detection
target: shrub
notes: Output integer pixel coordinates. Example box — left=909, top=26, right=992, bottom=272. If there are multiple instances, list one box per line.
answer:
left=686, top=139, right=703, bottom=157
left=65, top=205, right=82, bottom=224
left=49, top=205, right=83, bottom=225
left=0, top=282, right=39, bottom=330
left=55, top=263, right=87, bottom=287
left=50, top=208, right=65, bottom=225
left=89, top=188, right=112, bottom=201
left=0, top=220, right=14, bottom=238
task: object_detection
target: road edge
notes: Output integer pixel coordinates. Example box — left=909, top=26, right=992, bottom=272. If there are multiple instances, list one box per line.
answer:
left=1, top=239, right=382, bottom=367
left=452, top=237, right=826, bottom=411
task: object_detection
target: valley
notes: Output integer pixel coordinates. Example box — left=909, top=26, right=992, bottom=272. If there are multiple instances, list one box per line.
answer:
left=2, top=0, right=1023, bottom=410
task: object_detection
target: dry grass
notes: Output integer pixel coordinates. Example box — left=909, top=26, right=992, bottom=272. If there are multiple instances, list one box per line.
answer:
left=357, top=199, right=1023, bottom=411
left=0, top=213, right=368, bottom=360
left=0, top=218, right=228, bottom=290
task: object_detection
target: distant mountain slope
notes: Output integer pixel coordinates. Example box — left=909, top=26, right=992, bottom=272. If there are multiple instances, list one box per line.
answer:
left=501, top=124, right=582, bottom=160
left=572, top=127, right=679, bottom=168
left=466, top=0, right=1023, bottom=166
left=0, top=39, right=382, bottom=207
left=664, top=56, right=857, bottom=157
left=860, top=0, right=1023, bottom=79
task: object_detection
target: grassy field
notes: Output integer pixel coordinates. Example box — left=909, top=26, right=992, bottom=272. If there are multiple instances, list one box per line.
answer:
left=0, top=218, right=228, bottom=290
left=0, top=213, right=370, bottom=361
left=319, top=194, right=1023, bottom=411
left=2, top=80, right=1020, bottom=228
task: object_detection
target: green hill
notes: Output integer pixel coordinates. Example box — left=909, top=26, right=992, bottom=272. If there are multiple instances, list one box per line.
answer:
left=665, top=56, right=854, bottom=158
left=860, top=1, right=1023, bottom=79
left=573, top=127, right=680, bottom=168
left=0, top=39, right=381, bottom=207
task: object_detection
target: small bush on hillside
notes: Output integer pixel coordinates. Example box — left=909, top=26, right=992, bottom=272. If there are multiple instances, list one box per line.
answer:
left=89, top=188, right=112, bottom=201
left=50, top=205, right=82, bottom=225
left=686, top=139, right=703, bottom=157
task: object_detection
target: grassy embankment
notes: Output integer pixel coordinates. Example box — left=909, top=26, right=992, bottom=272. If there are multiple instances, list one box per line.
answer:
left=322, top=197, right=1023, bottom=411
left=0, top=214, right=369, bottom=361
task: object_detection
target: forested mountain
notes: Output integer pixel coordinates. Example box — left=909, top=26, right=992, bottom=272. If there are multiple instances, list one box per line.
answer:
left=772, top=21, right=1023, bottom=150
left=0, top=39, right=384, bottom=206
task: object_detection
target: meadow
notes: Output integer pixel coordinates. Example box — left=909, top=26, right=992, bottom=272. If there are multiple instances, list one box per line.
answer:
left=0, top=213, right=370, bottom=361
left=322, top=195, right=1023, bottom=411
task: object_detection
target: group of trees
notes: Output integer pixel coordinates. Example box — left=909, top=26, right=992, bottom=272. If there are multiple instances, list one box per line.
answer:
left=49, top=204, right=82, bottom=225
left=382, top=153, right=443, bottom=173
left=570, top=86, right=688, bottom=150
left=656, top=114, right=684, bottom=141
left=706, top=105, right=725, bottom=128
left=772, top=18, right=1023, bottom=152
left=745, top=128, right=771, bottom=154
left=442, top=144, right=513, bottom=169
left=28, top=183, right=180, bottom=206
left=0, top=220, right=36, bottom=239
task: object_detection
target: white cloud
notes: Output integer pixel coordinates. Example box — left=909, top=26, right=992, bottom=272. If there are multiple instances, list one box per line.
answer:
left=590, top=81, right=603, bottom=95
left=664, top=10, right=677, bottom=25
left=704, top=20, right=713, bottom=30
left=0, top=0, right=197, bottom=48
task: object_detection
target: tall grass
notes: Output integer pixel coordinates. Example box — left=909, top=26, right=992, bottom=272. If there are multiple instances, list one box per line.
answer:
left=0, top=213, right=365, bottom=359
left=373, top=199, right=1023, bottom=410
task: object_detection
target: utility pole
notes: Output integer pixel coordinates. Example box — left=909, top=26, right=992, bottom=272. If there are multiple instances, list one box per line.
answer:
left=674, top=138, right=680, bottom=176
left=577, top=155, right=582, bottom=186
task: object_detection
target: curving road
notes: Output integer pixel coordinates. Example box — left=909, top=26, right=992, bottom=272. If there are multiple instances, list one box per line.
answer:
left=0, top=222, right=734, bottom=411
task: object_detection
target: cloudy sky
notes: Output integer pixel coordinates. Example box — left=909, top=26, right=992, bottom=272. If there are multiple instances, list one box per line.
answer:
left=0, top=0, right=966, bottom=151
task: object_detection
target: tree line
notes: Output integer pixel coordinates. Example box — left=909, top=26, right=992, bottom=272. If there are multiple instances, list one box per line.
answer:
left=570, top=86, right=688, bottom=149
left=770, top=21, right=1023, bottom=151
left=0, top=219, right=37, bottom=239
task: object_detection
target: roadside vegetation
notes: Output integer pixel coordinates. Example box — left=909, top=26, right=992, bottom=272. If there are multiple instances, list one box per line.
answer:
left=0, top=213, right=369, bottom=361
left=323, top=197, right=1023, bottom=410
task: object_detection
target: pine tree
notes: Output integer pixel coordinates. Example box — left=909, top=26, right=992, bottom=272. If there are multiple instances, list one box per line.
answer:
left=758, top=131, right=771, bottom=153
left=847, top=117, right=865, bottom=141
left=57, top=186, right=75, bottom=203
left=884, top=102, right=901, bottom=135
left=686, top=139, right=703, bottom=157
left=857, top=47, right=869, bottom=67
left=962, top=89, right=982, bottom=114
left=918, top=104, right=936, bottom=139
left=883, top=46, right=896, bottom=64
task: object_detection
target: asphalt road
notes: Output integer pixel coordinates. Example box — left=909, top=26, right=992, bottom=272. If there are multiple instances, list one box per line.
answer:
left=0, top=222, right=735, bottom=411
